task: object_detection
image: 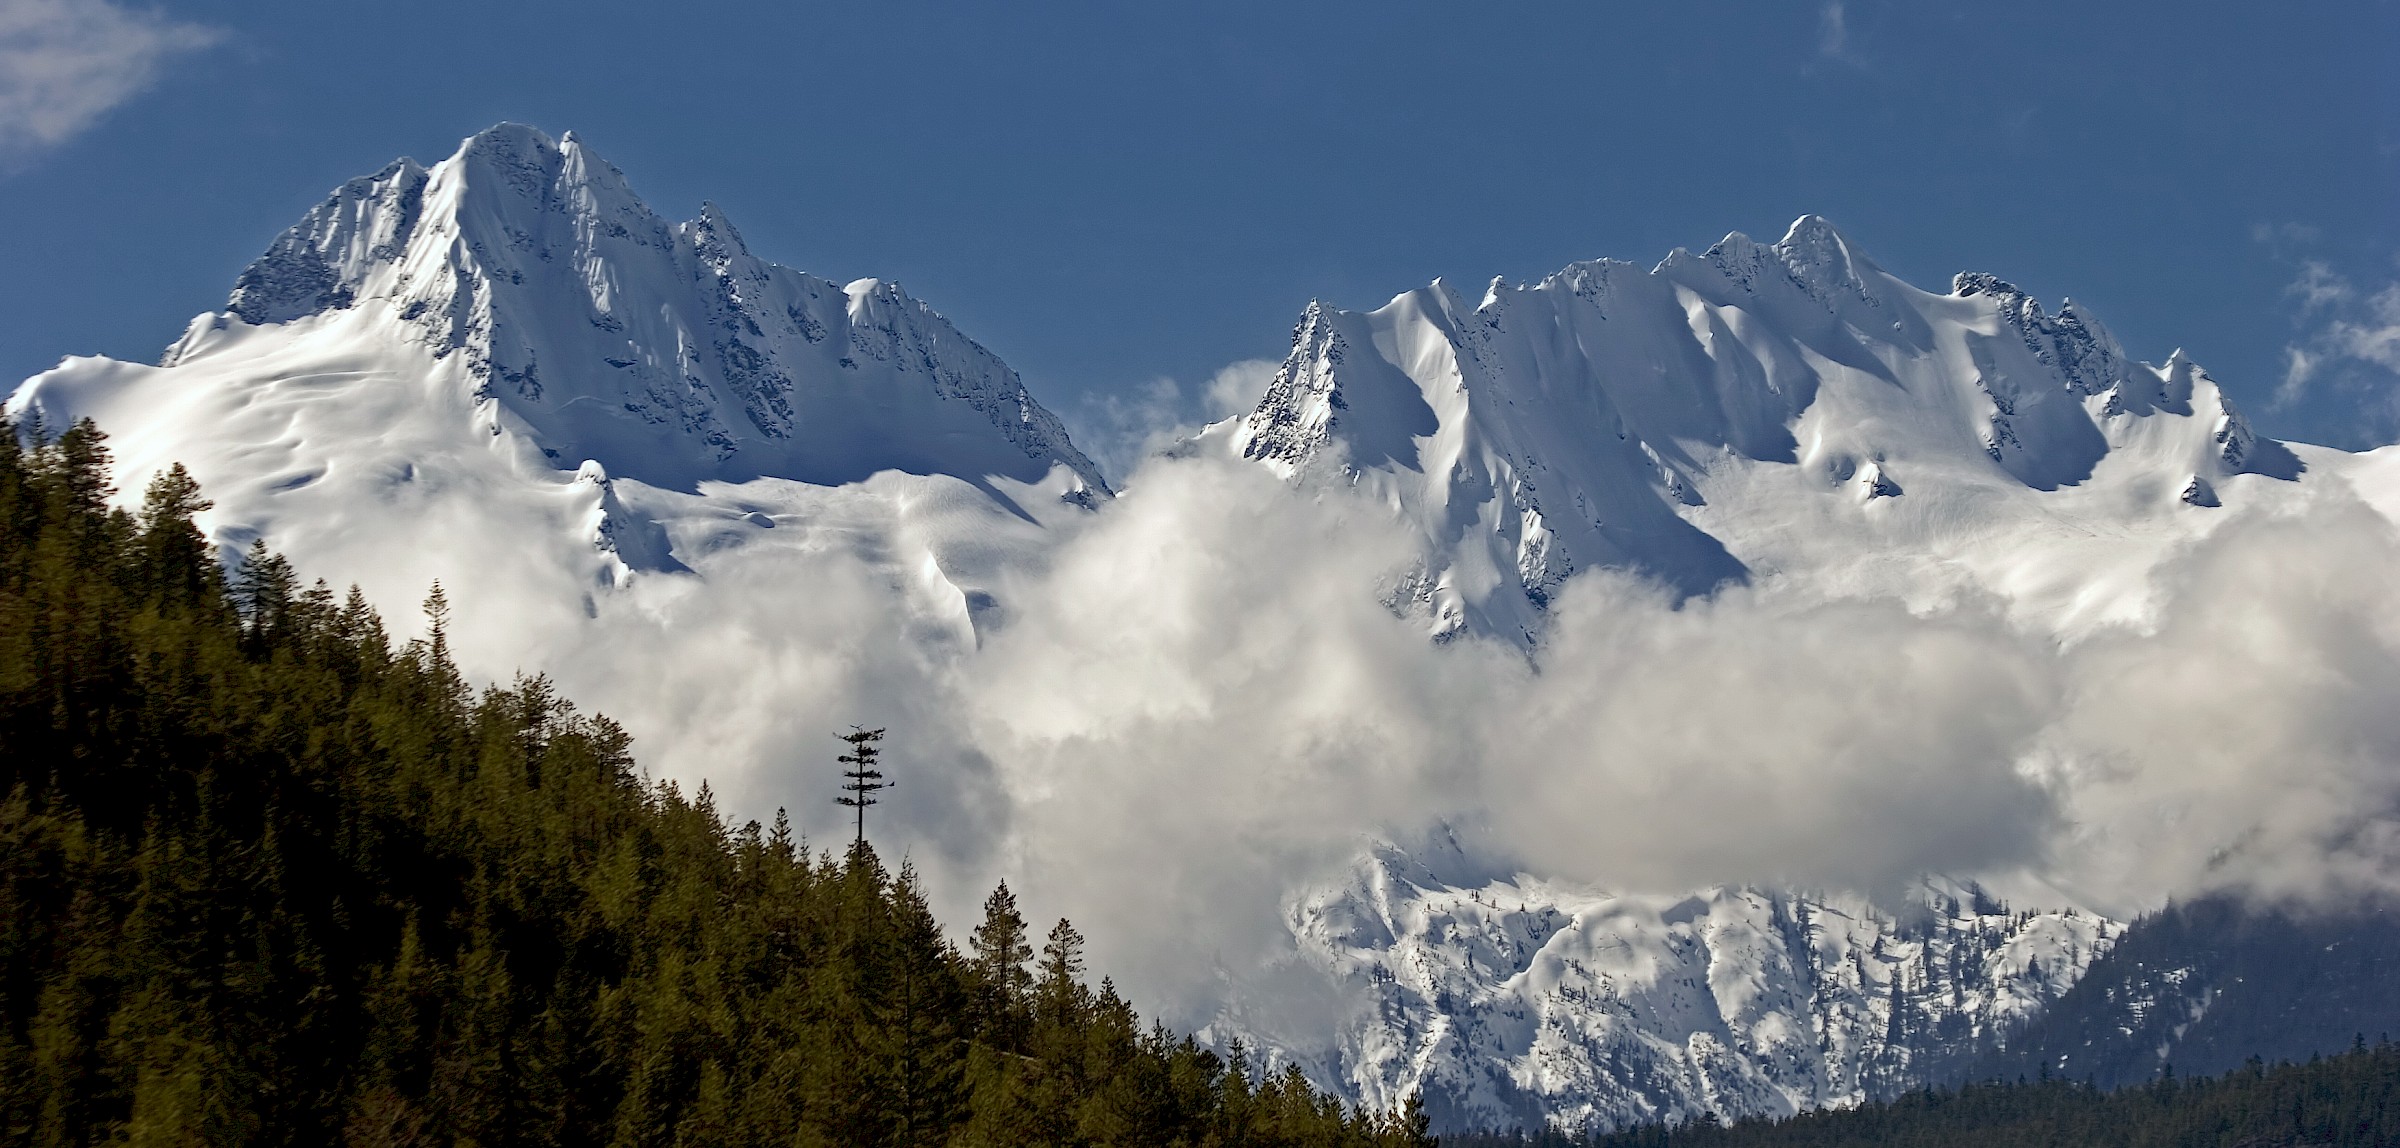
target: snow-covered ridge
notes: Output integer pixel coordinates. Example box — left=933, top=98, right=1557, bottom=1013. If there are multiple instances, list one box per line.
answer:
left=172, top=123, right=1106, bottom=496
left=1211, top=215, right=2302, bottom=642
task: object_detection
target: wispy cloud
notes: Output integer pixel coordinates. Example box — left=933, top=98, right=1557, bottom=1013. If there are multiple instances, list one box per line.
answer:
left=1066, top=358, right=1277, bottom=484
left=2252, top=220, right=2325, bottom=251
left=1817, top=1, right=1851, bottom=58
left=2273, top=259, right=2400, bottom=428
left=0, top=0, right=221, bottom=161
left=1813, top=0, right=1872, bottom=67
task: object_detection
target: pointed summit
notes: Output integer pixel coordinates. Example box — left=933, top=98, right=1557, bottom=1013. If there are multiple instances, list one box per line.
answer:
left=1774, top=213, right=1865, bottom=263
left=1773, top=213, right=1882, bottom=286
left=1668, top=218, right=1895, bottom=313
left=193, top=125, right=1108, bottom=496
left=691, top=200, right=752, bottom=257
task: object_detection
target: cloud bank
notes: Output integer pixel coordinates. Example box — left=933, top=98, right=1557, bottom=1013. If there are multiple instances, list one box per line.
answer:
left=451, top=447, right=2400, bottom=1020
left=0, top=0, right=219, bottom=160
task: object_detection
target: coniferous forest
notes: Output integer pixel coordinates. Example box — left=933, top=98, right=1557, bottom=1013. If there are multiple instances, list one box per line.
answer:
left=0, top=415, right=1435, bottom=1146
left=1448, top=1042, right=2400, bottom=1148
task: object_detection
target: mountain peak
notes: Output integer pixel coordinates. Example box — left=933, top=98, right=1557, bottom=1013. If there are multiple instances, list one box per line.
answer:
left=1221, top=222, right=2306, bottom=643
left=1674, top=221, right=1887, bottom=308
left=189, top=125, right=1109, bottom=497
left=1773, top=213, right=1862, bottom=261
left=459, top=119, right=557, bottom=156
left=1774, top=213, right=1878, bottom=282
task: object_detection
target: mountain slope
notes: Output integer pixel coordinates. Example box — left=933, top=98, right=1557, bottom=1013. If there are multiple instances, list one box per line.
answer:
left=1189, top=221, right=2400, bottom=1132
left=179, top=123, right=1104, bottom=495
left=1214, top=842, right=2121, bottom=1135
left=1207, top=217, right=2303, bottom=643
left=1961, top=898, right=2400, bottom=1091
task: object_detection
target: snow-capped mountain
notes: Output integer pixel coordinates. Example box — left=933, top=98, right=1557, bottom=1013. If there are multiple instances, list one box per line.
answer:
left=13, top=132, right=2400, bottom=1139
left=1184, top=219, right=2400, bottom=1131
left=188, top=123, right=1104, bottom=497
left=1207, top=216, right=2303, bottom=643
left=7, top=125, right=1105, bottom=673
left=1214, top=842, right=2120, bottom=1135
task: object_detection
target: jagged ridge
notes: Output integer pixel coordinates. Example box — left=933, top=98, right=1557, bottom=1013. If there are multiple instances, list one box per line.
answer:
left=178, top=124, right=1107, bottom=496
left=1217, top=215, right=2302, bottom=644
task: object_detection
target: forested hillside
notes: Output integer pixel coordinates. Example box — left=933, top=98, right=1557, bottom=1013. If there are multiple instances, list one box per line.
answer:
left=1449, top=1043, right=2400, bottom=1147
left=1962, top=898, right=2400, bottom=1091
left=0, top=416, right=1431, bottom=1146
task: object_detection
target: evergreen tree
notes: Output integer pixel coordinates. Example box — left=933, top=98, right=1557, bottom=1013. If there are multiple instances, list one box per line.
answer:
left=233, top=537, right=299, bottom=646
left=835, top=725, right=888, bottom=851
left=135, top=463, right=214, bottom=604
left=968, top=881, right=1034, bottom=1051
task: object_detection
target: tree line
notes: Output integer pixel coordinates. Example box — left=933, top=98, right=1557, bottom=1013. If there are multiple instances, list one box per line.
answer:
left=0, top=416, right=1432, bottom=1147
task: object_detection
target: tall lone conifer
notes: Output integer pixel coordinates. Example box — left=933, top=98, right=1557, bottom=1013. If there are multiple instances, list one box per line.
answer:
left=835, top=725, right=888, bottom=849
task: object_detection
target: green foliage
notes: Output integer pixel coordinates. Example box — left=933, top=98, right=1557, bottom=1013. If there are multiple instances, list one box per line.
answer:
left=0, top=417, right=1435, bottom=1148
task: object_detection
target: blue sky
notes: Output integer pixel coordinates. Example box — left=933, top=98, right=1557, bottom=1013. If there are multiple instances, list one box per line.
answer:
left=3, top=1, right=2395, bottom=451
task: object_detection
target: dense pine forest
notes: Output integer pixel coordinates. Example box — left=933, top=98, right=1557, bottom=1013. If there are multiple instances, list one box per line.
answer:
left=1447, top=1043, right=2400, bottom=1147
left=0, top=415, right=1433, bottom=1146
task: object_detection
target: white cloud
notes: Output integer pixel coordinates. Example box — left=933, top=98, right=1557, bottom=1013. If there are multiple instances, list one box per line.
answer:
left=2278, top=344, right=2319, bottom=407
left=1203, top=357, right=1277, bottom=418
left=986, top=464, right=2400, bottom=1004
left=0, top=0, right=220, bottom=159
left=1813, top=0, right=1873, bottom=67
left=2288, top=259, right=2354, bottom=312
left=449, top=447, right=2400, bottom=1019
left=2336, top=284, right=2400, bottom=373
left=2274, top=260, right=2400, bottom=424
left=2252, top=221, right=2325, bottom=252
left=2037, top=496, right=2400, bottom=912
left=65, top=335, right=2400, bottom=1019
